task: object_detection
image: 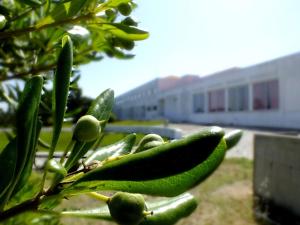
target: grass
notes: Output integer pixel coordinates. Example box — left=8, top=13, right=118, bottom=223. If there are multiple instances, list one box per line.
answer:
left=109, top=120, right=167, bottom=126
left=38, top=130, right=147, bottom=152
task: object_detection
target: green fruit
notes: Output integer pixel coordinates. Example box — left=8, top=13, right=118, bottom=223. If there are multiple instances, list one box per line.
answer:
left=108, top=192, right=146, bottom=225
left=117, top=3, right=132, bottom=16
left=135, top=134, right=164, bottom=152
left=73, top=115, right=101, bottom=142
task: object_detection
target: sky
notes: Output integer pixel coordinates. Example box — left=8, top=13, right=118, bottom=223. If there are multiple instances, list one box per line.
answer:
left=79, top=0, right=300, bottom=98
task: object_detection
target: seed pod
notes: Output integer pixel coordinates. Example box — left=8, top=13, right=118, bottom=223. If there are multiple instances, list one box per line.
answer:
left=108, top=192, right=146, bottom=225
left=135, top=134, right=164, bottom=153
left=73, top=115, right=101, bottom=142
left=117, top=3, right=132, bottom=16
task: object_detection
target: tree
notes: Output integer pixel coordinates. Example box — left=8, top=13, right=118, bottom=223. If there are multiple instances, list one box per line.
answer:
left=0, top=0, right=148, bottom=124
left=0, top=1, right=243, bottom=225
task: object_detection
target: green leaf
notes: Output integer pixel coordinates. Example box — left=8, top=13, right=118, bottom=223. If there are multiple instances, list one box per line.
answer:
left=51, top=35, right=73, bottom=154
left=62, top=127, right=227, bottom=197
left=19, top=0, right=42, bottom=7
left=11, top=120, right=42, bottom=196
left=87, top=88, right=114, bottom=128
left=3, top=76, right=43, bottom=206
left=83, top=133, right=136, bottom=165
left=64, top=141, right=95, bottom=172
left=140, top=193, right=198, bottom=225
left=59, top=193, right=197, bottom=225
left=102, top=23, right=149, bottom=41
left=105, top=0, right=131, bottom=8
left=0, top=139, right=17, bottom=199
left=224, top=129, right=243, bottom=150
left=36, top=0, right=87, bottom=28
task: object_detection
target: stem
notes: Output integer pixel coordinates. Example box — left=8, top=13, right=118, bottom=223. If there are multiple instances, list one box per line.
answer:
left=60, top=139, right=75, bottom=164
left=87, top=192, right=110, bottom=203
left=0, top=198, right=39, bottom=223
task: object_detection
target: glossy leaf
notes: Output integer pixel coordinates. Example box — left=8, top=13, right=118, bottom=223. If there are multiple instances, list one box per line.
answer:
left=140, top=193, right=197, bottom=225
left=87, top=88, right=114, bottom=127
left=102, top=24, right=149, bottom=41
left=62, top=127, right=227, bottom=197
left=51, top=35, right=73, bottom=154
left=224, top=129, right=243, bottom=150
left=0, top=139, right=17, bottom=199
left=12, top=120, right=42, bottom=196
left=12, top=76, right=43, bottom=196
left=83, top=133, right=136, bottom=166
left=60, top=193, right=197, bottom=225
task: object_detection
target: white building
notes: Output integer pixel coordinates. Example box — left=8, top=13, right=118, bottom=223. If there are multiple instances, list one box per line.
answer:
left=115, top=52, right=300, bottom=129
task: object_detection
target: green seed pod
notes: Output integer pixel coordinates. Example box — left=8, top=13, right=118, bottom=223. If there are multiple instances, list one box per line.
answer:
left=0, top=15, right=7, bottom=30
left=135, top=134, right=164, bottom=153
left=108, top=192, right=146, bottom=225
left=73, top=115, right=101, bottom=142
left=121, top=17, right=138, bottom=27
left=117, top=3, right=132, bottom=16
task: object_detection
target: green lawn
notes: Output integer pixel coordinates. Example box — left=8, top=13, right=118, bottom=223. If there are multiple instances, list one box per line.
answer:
left=0, top=129, right=148, bottom=152
left=109, top=120, right=167, bottom=126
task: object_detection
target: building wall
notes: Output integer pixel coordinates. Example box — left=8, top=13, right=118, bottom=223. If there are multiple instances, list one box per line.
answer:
left=115, top=52, right=300, bottom=129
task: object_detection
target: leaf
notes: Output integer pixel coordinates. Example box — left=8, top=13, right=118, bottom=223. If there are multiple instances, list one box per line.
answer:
left=105, top=0, right=131, bottom=8
left=0, top=139, right=17, bottom=199
left=20, top=0, right=42, bottom=7
left=59, top=193, right=197, bottom=225
left=102, top=23, right=149, bottom=41
left=87, top=88, right=114, bottom=128
left=83, top=133, right=136, bottom=166
left=12, top=76, right=43, bottom=194
left=62, top=127, right=227, bottom=197
left=140, top=193, right=198, bottom=225
left=36, top=0, right=87, bottom=28
left=224, top=129, right=243, bottom=150
left=51, top=35, right=73, bottom=154
left=11, top=120, right=42, bottom=196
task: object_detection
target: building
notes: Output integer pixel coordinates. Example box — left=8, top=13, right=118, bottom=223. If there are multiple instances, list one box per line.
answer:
left=115, top=52, right=300, bottom=129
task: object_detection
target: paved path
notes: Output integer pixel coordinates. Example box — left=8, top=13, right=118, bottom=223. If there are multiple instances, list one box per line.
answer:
left=167, top=123, right=300, bottom=160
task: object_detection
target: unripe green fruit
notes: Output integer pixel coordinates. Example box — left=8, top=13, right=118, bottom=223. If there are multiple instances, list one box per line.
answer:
left=108, top=192, right=146, bottom=225
left=117, top=3, right=132, bottom=16
left=135, top=134, right=164, bottom=152
left=73, top=115, right=101, bottom=142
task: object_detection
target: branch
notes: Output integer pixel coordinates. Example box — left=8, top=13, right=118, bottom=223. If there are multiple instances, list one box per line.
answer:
left=0, top=63, right=56, bottom=81
left=0, top=13, right=94, bottom=40
left=0, top=198, right=39, bottom=222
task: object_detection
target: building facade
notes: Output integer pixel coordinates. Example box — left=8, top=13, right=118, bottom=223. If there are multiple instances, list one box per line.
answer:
left=115, top=52, right=300, bottom=129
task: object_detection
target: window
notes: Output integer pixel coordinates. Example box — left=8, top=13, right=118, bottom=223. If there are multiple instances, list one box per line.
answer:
left=193, top=93, right=205, bottom=113
left=253, top=79, right=279, bottom=110
left=209, top=89, right=225, bottom=112
left=228, top=85, right=249, bottom=111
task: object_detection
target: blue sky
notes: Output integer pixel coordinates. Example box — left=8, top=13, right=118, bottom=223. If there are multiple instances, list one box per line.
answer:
left=79, top=0, right=300, bottom=98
